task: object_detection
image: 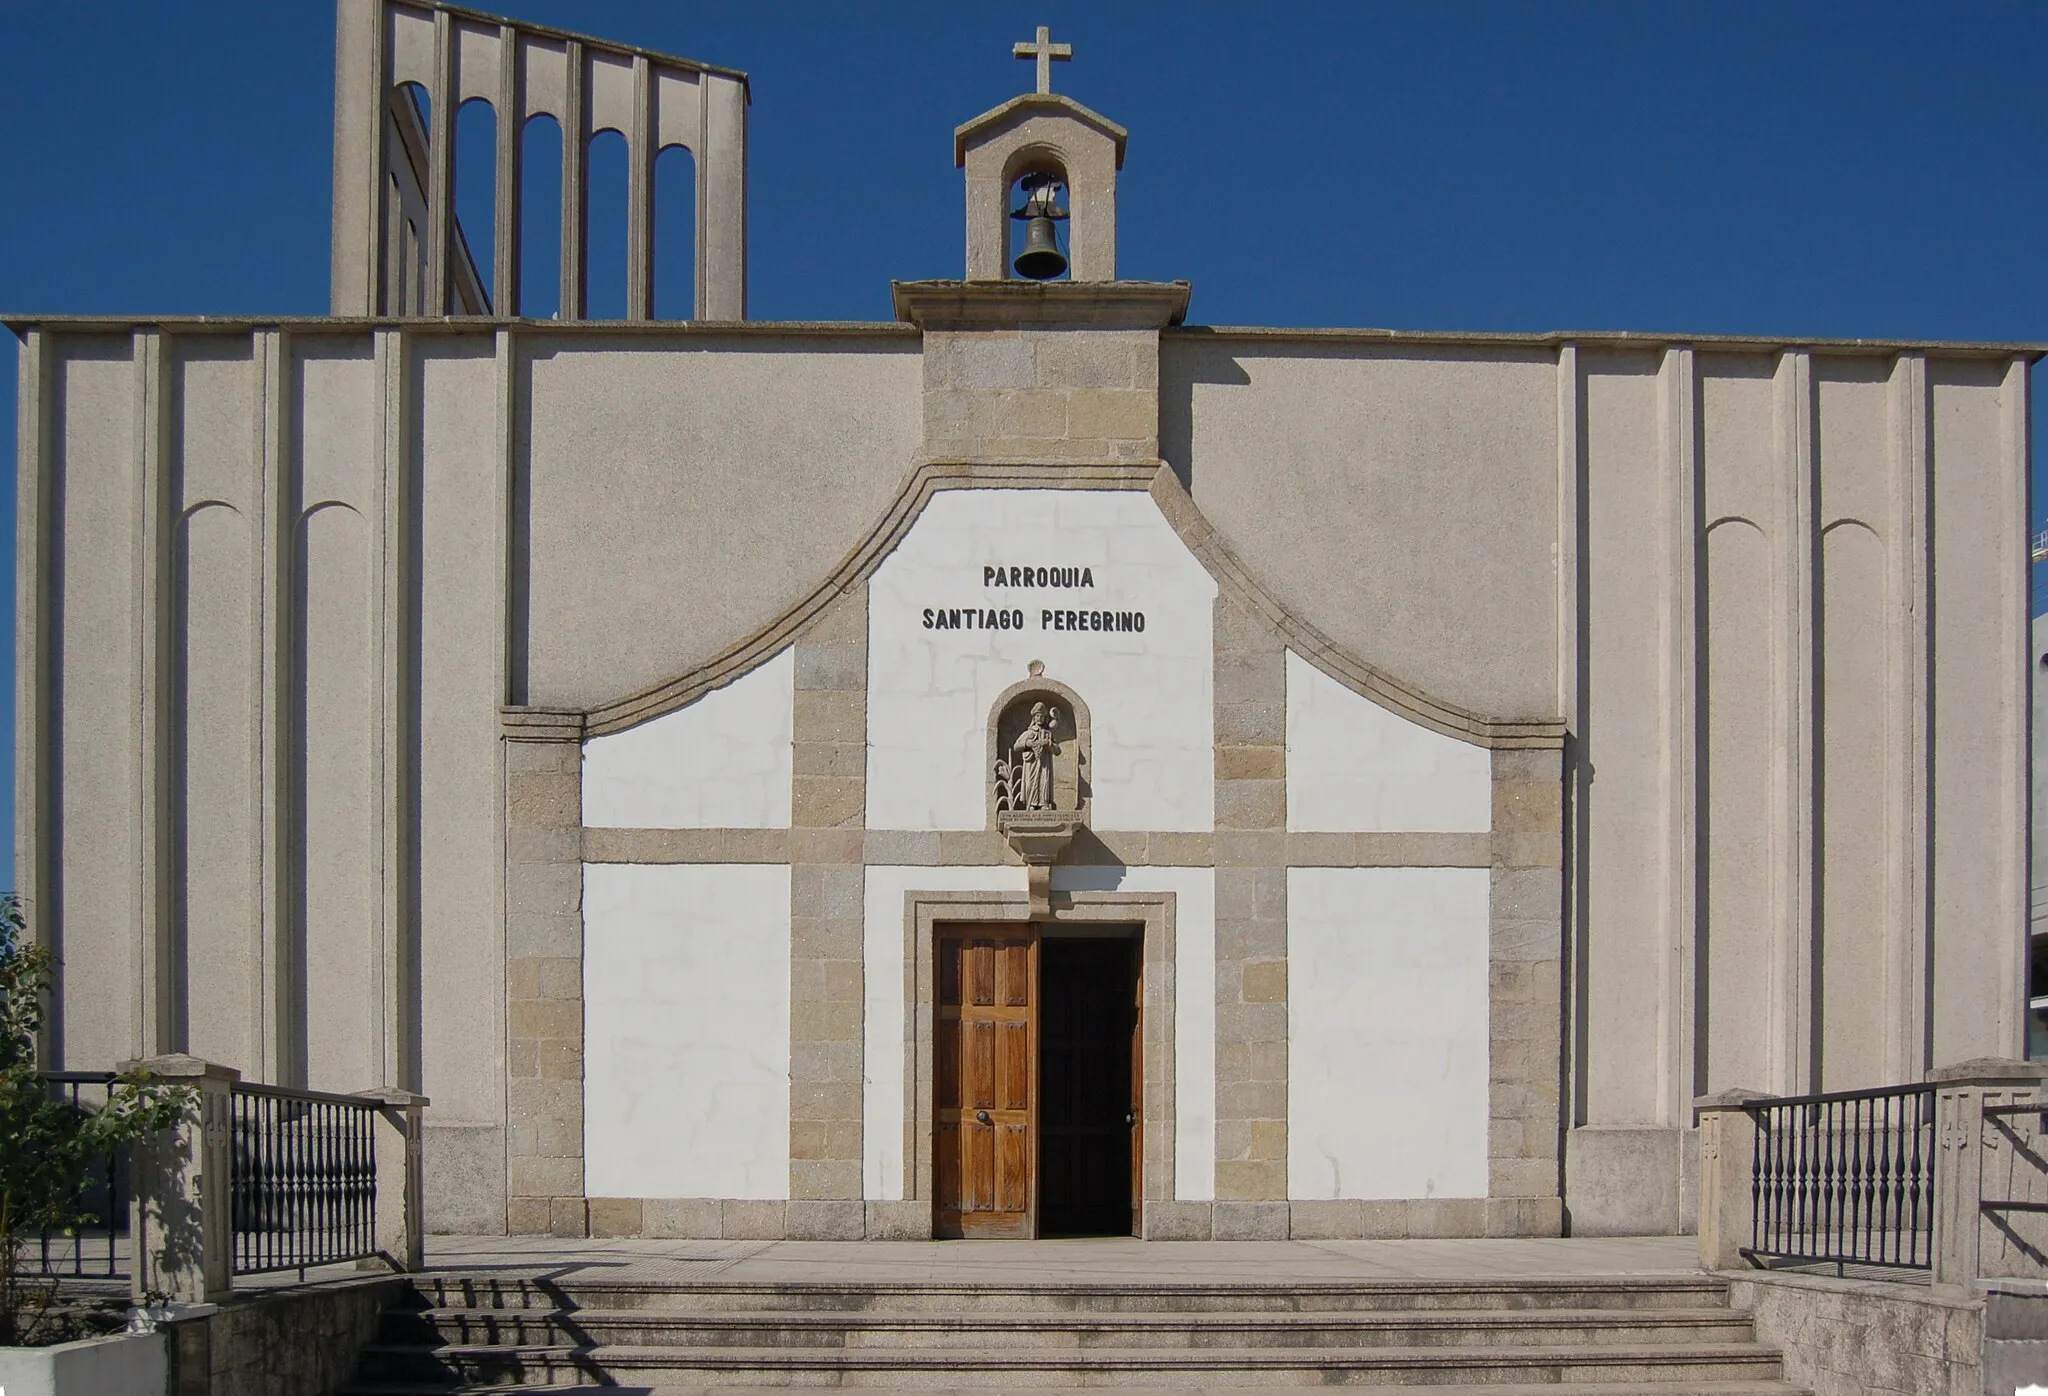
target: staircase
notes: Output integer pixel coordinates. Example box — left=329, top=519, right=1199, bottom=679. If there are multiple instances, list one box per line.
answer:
left=341, top=1272, right=1809, bottom=1392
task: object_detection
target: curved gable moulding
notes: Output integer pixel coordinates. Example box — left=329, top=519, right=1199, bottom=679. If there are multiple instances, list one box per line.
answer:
left=331, top=0, right=748, bottom=321
left=529, top=460, right=1565, bottom=751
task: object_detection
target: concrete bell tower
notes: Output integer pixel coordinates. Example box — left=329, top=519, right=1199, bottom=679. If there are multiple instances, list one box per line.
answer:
left=954, top=26, right=1127, bottom=282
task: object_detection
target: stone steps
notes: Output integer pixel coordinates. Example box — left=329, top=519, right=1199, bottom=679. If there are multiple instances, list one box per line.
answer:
left=354, top=1339, right=1792, bottom=1387
left=349, top=1387, right=1808, bottom=1396
left=386, top=1304, right=1758, bottom=1350
left=342, top=1272, right=1808, bottom=1392
left=408, top=1275, right=1733, bottom=1314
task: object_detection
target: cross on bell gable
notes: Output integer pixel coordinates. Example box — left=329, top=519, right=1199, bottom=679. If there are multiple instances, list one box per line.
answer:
left=955, top=23, right=1126, bottom=281
left=1012, top=25, right=1071, bottom=95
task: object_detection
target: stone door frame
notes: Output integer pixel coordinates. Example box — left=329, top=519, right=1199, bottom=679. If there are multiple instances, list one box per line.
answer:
left=899, top=889, right=1177, bottom=1237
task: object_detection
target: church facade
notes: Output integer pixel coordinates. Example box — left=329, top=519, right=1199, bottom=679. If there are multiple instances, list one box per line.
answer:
left=13, top=0, right=2038, bottom=1242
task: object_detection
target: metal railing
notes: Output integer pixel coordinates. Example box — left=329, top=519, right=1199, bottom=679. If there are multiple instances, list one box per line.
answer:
left=228, top=1082, right=379, bottom=1275
left=1744, top=1082, right=1936, bottom=1271
left=33, top=1071, right=125, bottom=1278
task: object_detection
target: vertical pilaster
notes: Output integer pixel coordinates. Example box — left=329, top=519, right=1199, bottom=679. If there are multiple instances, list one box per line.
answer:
left=374, top=330, right=416, bottom=1091
left=242, top=336, right=271, bottom=1078
left=788, top=590, right=867, bottom=1240
left=256, top=330, right=294, bottom=1083
left=15, top=331, right=55, bottom=1056
left=1557, top=342, right=1590, bottom=1133
left=1999, top=358, right=2033, bottom=1056
left=626, top=54, right=654, bottom=321
left=134, top=330, right=173, bottom=1056
left=1211, top=595, right=1287, bottom=1239
left=1890, top=353, right=1932, bottom=1081
left=1776, top=351, right=1818, bottom=1091
left=503, top=731, right=585, bottom=1236
left=1556, top=344, right=1581, bottom=727
left=1659, top=345, right=1699, bottom=1119
left=424, top=9, right=456, bottom=314
left=1487, top=747, right=1567, bottom=1236
left=559, top=42, right=587, bottom=321
left=330, top=0, right=387, bottom=314
left=699, top=72, right=747, bottom=321
left=493, top=25, right=521, bottom=316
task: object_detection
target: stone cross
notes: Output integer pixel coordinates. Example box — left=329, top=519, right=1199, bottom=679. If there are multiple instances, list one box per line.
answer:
left=1013, top=25, right=1072, bottom=95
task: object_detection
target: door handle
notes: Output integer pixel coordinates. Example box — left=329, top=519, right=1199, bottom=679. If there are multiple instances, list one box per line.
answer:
left=976, top=1110, right=992, bottom=1125
left=1126, top=1112, right=1136, bottom=1127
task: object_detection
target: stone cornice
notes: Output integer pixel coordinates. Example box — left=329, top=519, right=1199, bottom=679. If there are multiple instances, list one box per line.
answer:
left=1168, top=325, right=2048, bottom=361
left=890, top=280, right=1190, bottom=331
left=953, top=93, right=1129, bottom=167
left=500, top=707, right=586, bottom=743
left=11, top=317, right=2041, bottom=361
left=2, top=317, right=920, bottom=338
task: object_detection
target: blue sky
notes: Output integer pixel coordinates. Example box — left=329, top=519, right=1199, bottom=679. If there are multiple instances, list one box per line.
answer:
left=1, top=1, right=2045, bottom=882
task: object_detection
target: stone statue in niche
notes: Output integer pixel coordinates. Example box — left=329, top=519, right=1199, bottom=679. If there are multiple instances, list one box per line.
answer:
left=1006, top=702, right=1061, bottom=810
left=989, top=674, right=1088, bottom=915
left=991, top=688, right=1083, bottom=817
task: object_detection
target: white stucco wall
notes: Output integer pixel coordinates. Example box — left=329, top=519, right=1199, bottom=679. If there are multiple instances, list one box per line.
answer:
left=1288, top=866, right=1490, bottom=1200
left=865, top=490, right=1217, bottom=831
left=584, top=863, right=791, bottom=1199
left=1051, top=864, right=1216, bottom=1202
left=862, top=865, right=1028, bottom=1201
left=1285, top=650, right=1491, bottom=833
left=581, top=648, right=794, bottom=828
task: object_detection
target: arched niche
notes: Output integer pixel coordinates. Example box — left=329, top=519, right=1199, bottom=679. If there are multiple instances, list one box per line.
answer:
left=986, top=673, right=1091, bottom=826
left=1002, top=146, right=1070, bottom=281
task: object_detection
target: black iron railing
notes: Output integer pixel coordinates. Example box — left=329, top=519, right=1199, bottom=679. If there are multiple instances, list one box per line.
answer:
left=229, top=1082, right=378, bottom=1275
left=33, top=1071, right=125, bottom=1278
left=1745, top=1082, right=1936, bottom=1271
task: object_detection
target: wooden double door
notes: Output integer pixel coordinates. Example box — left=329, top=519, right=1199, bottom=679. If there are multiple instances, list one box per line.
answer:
left=934, top=925, right=1141, bottom=1239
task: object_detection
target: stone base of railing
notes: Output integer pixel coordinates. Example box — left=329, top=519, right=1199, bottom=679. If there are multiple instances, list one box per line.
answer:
left=1695, top=1059, right=2048, bottom=1292
left=121, top=1055, right=427, bottom=1304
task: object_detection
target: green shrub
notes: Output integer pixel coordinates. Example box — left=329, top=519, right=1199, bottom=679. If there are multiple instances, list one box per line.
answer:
left=0, top=894, right=194, bottom=1346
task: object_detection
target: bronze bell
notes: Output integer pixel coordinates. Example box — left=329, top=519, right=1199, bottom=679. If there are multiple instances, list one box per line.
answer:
left=1011, top=173, right=1070, bottom=280
left=1014, top=215, right=1067, bottom=280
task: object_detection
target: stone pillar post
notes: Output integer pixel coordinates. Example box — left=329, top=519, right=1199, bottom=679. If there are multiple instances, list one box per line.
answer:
left=1210, top=595, right=1289, bottom=1240
left=1930, top=1057, right=2048, bottom=1291
left=125, top=1054, right=238, bottom=1305
left=787, top=591, right=869, bottom=1241
left=1693, top=1088, right=1769, bottom=1271
left=501, top=716, right=587, bottom=1237
left=357, top=1087, right=429, bottom=1271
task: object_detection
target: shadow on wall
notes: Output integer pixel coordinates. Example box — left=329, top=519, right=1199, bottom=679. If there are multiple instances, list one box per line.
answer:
left=1161, top=337, right=1561, bottom=498
left=1158, top=337, right=1250, bottom=493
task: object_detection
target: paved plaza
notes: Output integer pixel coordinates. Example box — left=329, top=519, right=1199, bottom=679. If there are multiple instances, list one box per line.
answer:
left=413, top=1232, right=1705, bottom=1287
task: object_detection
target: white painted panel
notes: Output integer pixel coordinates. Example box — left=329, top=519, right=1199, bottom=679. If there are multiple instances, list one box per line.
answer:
left=1284, top=651, right=1491, bottom=832
left=582, top=649, right=793, bottom=828
left=867, top=490, right=1217, bottom=832
left=861, top=865, right=1027, bottom=1201
left=1288, top=867, right=1489, bottom=1200
left=584, top=863, right=791, bottom=1199
left=1051, top=865, right=1216, bottom=1202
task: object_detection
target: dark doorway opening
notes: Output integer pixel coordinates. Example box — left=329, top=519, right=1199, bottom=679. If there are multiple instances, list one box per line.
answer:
left=1038, top=934, right=1139, bottom=1236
